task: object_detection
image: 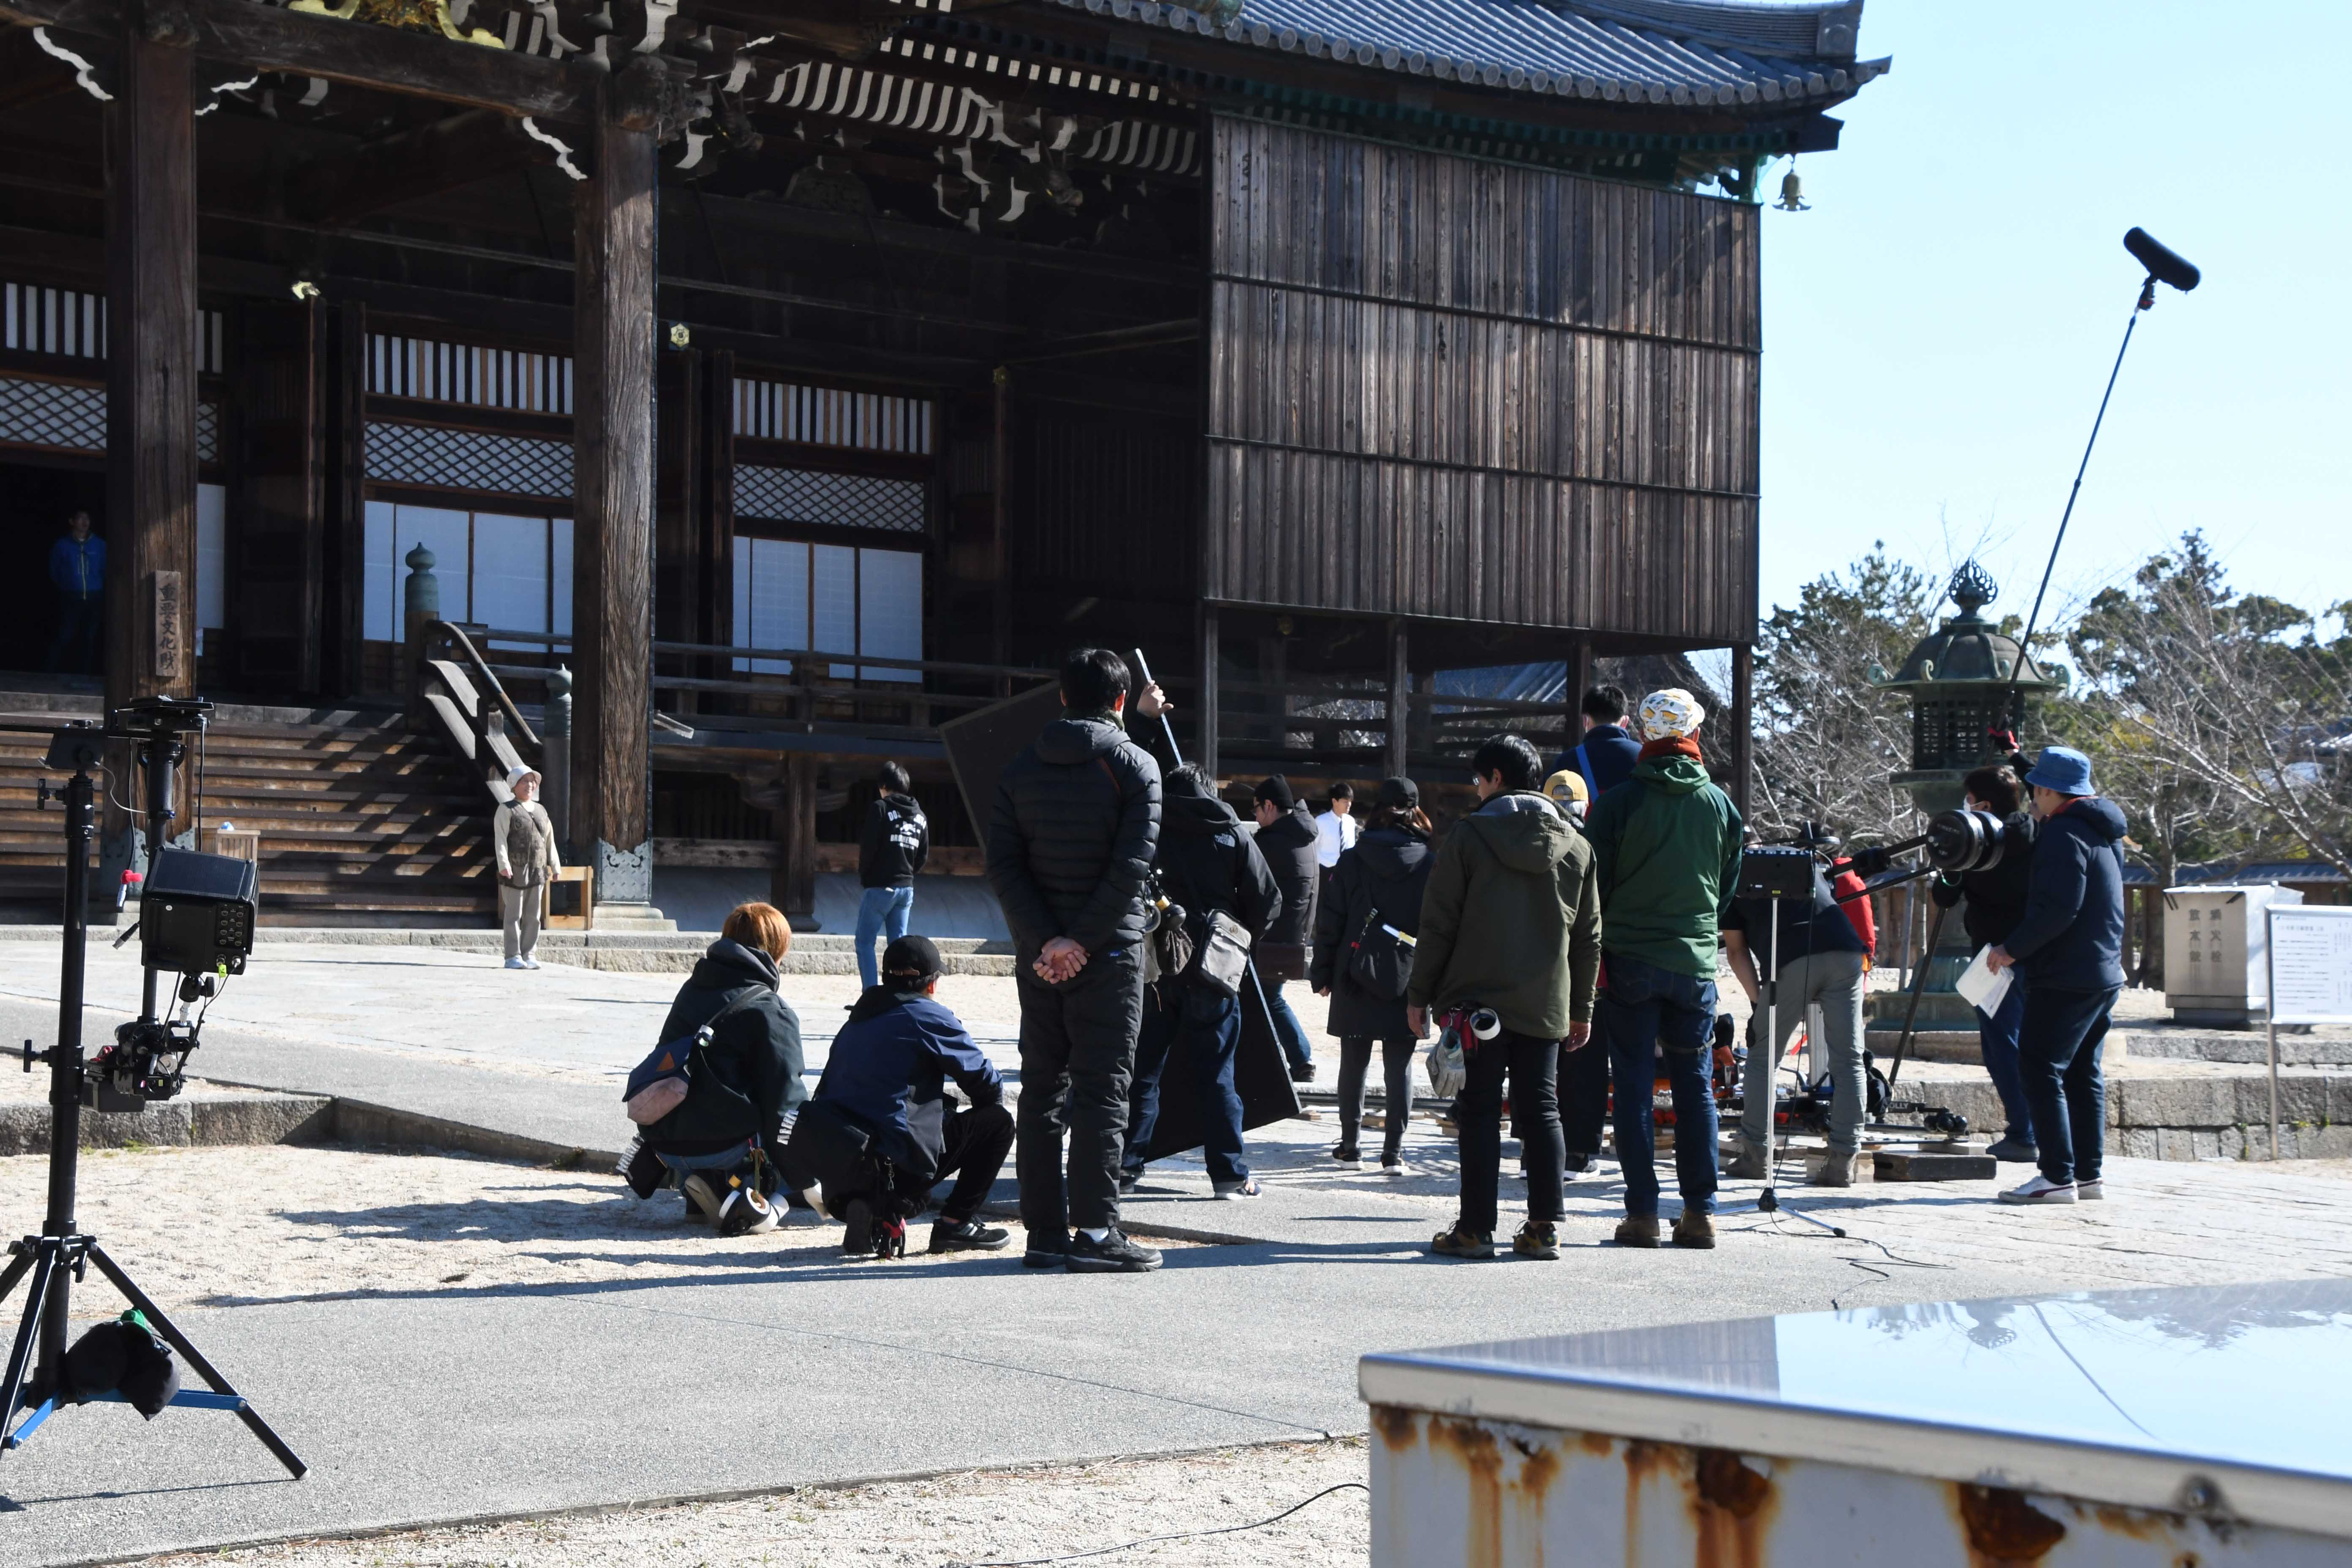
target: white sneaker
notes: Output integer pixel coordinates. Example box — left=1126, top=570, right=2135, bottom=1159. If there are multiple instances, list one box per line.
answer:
left=504, top=956, right=528, bottom=970
left=1998, top=1174, right=2077, bottom=1205
left=2075, top=1179, right=2105, bottom=1201
left=523, top=957, right=542, bottom=969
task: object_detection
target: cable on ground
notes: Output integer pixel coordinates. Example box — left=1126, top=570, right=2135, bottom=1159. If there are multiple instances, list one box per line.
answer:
left=943, top=1480, right=1369, bottom=1568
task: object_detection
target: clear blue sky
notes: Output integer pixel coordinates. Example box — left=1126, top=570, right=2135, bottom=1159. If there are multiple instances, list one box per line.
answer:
left=1759, top=0, right=2352, bottom=632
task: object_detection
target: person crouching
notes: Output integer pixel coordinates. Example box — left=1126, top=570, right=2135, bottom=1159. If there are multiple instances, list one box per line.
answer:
left=810, top=935, right=1015, bottom=1256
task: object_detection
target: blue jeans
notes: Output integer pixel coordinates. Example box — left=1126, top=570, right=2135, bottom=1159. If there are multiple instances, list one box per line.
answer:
left=2019, top=984, right=2117, bottom=1187
left=1124, top=983, right=1248, bottom=1187
left=1264, top=978, right=1312, bottom=1070
left=1977, top=980, right=2034, bottom=1144
left=855, top=885, right=915, bottom=989
left=1598, top=952, right=1720, bottom=1218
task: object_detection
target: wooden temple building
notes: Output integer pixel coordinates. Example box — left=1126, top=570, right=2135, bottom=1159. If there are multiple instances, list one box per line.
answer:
left=0, top=0, right=1886, bottom=926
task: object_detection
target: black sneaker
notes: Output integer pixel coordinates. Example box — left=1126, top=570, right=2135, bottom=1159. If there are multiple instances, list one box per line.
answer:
left=1117, top=1171, right=1141, bottom=1195
left=1565, top=1152, right=1595, bottom=1176
left=929, top=1218, right=1012, bottom=1253
left=841, top=1196, right=874, bottom=1258
left=1066, top=1228, right=1162, bottom=1273
left=1023, top=1233, right=1072, bottom=1269
left=1290, top=1062, right=1317, bottom=1083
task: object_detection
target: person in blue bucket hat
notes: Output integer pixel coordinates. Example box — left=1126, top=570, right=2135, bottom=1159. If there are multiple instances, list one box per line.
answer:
left=1985, top=746, right=2130, bottom=1206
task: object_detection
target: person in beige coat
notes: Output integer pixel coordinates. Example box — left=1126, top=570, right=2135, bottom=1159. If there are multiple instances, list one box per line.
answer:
left=494, top=765, right=561, bottom=969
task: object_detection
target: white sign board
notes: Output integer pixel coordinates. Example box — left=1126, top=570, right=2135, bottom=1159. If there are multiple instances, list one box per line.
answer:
left=2267, top=906, right=2352, bottom=1026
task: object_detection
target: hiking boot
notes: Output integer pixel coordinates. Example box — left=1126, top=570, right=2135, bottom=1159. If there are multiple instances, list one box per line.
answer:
left=1672, top=1211, right=1716, bottom=1249
left=1725, top=1140, right=1771, bottom=1180
left=1067, top=1229, right=1162, bottom=1272
left=1986, top=1136, right=2040, bottom=1164
left=682, top=1174, right=724, bottom=1224
left=1513, top=1222, right=1560, bottom=1260
left=1023, top=1233, right=1072, bottom=1269
left=928, top=1218, right=1011, bottom=1253
left=1329, top=1146, right=1363, bottom=1169
left=1813, top=1149, right=1858, bottom=1188
left=1430, top=1225, right=1494, bottom=1259
left=841, top=1196, right=874, bottom=1256
left=1998, top=1174, right=2077, bottom=1205
left=1614, top=1215, right=1661, bottom=1249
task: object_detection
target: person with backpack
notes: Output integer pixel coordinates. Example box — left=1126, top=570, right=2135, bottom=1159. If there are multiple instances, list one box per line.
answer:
left=1408, top=735, right=1602, bottom=1260
left=856, top=762, right=930, bottom=991
left=1310, top=776, right=1434, bottom=1176
left=626, top=902, right=807, bottom=1236
left=808, top=935, right=1013, bottom=1257
left=1582, top=689, right=1744, bottom=1250
left=1121, top=763, right=1280, bottom=1199
left=1552, top=685, right=1641, bottom=800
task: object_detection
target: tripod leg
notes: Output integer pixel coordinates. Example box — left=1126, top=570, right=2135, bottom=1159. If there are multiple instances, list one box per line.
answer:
left=1, top=1251, right=55, bottom=1442
left=85, top=1246, right=307, bottom=1479
left=0, top=1249, right=31, bottom=1307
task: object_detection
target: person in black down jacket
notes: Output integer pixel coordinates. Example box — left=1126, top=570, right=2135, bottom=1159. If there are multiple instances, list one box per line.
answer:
left=985, top=648, right=1164, bottom=1273
left=1309, top=776, right=1433, bottom=1175
left=645, top=902, right=808, bottom=1233
left=855, top=760, right=929, bottom=991
left=1987, top=747, right=2131, bottom=1207
left=1122, top=762, right=1280, bottom=1199
left=1250, top=773, right=1322, bottom=1083
left=1929, top=762, right=2040, bottom=1163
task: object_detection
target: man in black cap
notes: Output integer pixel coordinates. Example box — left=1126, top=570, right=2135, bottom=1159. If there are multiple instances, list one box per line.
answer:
left=809, top=934, right=1015, bottom=1255
left=1250, top=773, right=1321, bottom=1084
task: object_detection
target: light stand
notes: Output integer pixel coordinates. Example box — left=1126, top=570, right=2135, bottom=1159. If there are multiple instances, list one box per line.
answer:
left=0, top=716, right=303, bottom=1476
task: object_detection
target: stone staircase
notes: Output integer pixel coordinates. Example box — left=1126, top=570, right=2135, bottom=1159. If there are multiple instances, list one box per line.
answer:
left=0, top=696, right=499, bottom=926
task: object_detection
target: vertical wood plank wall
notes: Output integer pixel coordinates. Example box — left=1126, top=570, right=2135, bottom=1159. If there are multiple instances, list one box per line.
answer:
left=1204, top=117, right=1760, bottom=643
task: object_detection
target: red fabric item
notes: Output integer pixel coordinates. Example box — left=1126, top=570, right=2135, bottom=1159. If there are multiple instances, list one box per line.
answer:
left=1637, top=736, right=1702, bottom=763
left=1830, top=863, right=1876, bottom=956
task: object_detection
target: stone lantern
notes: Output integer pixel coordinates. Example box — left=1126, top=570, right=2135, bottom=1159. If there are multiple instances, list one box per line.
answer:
left=1876, top=562, right=2060, bottom=815
left=1865, top=562, right=2062, bottom=1049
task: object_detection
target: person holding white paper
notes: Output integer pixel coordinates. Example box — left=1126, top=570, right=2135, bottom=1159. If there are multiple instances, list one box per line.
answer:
left=1931, top=765, right=2040, bottom=1163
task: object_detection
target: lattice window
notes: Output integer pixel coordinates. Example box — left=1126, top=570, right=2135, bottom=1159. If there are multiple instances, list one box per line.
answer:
left=733, top=465, right=926, bottom=534
left=197, top=401, right=219, bottom=466
left=366, top=420, right=573, bottom=500
left=1, top=283, right=223, bottom=371
left=368, top=333, right=572, bottom=415
left=0, top=376, right=105, bottom=452
left=732, top=378, right=932, bottom=454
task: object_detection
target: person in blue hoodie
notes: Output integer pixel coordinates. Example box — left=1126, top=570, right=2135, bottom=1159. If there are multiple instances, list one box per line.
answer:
left=46, top=511, right=105, bottom=675
left=812, top=934, right=1015, bottom=1256
left=1985, top=747, right=2131, bottom=1206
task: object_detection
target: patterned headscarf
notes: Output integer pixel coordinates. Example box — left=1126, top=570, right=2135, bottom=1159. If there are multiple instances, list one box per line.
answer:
left=1637, top=688, right=1706, bottom=741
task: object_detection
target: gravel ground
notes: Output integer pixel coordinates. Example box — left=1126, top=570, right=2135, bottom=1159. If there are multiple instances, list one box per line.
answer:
left=0, top=1144, right=1191, bottom=1314
left=127, top=1440, right=1370, bottom=1568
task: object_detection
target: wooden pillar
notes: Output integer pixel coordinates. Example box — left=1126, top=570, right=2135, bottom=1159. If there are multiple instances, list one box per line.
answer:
left=323, top=301, right=368, bottom=697
left=227, top=297, right=327, bottom=694
left=1731, top=643, right=1755, bottom=822
left=101, top=12, right=198, bottom=874
left=1197, top=605, right=1220, bottom=776
left=769, top=753, right=818, bottom=930
left=1566, top=632, right=1593, bottom=754
left=1386, top=617, right=1408, bottom=779
left=571, top=80, right=659, bottom=908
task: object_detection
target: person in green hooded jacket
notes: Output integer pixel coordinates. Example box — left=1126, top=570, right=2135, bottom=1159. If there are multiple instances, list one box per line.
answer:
left=1581, top=688, right=1744, bottom=1251
left=1408, top=733, right=1602, bottom=1261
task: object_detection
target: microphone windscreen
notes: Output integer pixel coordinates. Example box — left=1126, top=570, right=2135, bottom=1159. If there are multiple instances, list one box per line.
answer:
left=2124, top=227, right=2201, bottom=292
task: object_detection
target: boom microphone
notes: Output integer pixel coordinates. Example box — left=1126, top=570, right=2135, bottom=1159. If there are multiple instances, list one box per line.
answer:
left=2124, top=227, right=2201, bottom=293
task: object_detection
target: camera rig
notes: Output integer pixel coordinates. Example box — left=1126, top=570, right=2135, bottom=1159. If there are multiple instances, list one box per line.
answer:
left=1, top=696, right=300, bottom=1473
